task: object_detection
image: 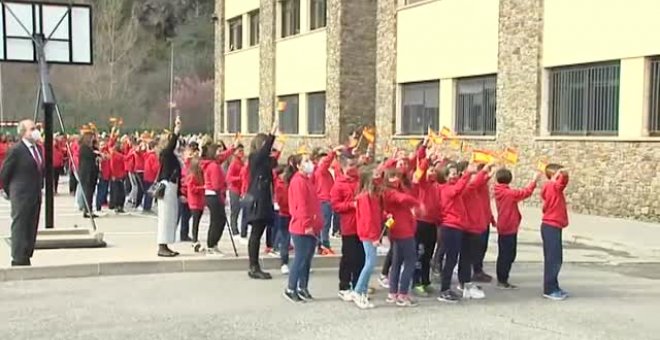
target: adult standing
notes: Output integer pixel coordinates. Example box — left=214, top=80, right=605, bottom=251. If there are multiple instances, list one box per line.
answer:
left=78, top=131, right=99, bottom=218
left=245, top=124, right=278, bottom=279
left=0, top=120, right=44, bottom=266
left=156, top=116, right=182, bottom=257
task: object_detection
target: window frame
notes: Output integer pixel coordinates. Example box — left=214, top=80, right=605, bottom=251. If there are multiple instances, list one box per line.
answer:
left=278, top=94, right=300, bottom=134
left=454, top=75, right=497, bottom=136
left=310, top=0, right=327, bottom=30
left=247, top=98, right=260, bottom=134
left=398, top=81, right=440, bottom=136
left=227, top=16, right=243, bottom=52
left=280, top=0, right=301, bottom=38
left=649, top=58, right=660, bottom=136
left=249, top=10, right=260, bottom=47
left=307, top=92, right=326, bottom=135
left=226, top=100, right=242, bottom=134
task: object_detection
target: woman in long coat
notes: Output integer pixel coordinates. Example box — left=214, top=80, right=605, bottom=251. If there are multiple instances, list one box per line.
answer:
left=156, top=116, right=182, bottom=257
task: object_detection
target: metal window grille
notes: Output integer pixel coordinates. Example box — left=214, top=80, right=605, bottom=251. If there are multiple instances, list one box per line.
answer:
left=228, top=17, right=242, bottom=51
left=400, top=81, right=439, bottom=135
left=247, top=98, right=260, bottom=133
left=650, top=59, right=660, bottom=135
left=310, top=0, right=326, bottom=30
left=281, top=0, right=300, bottom=38
left=549, top=62, right=620, bottom=136
left=307, top=92, right=326, bottom=134
left=278, top=95, right=299, bottom=134
left=226, top=100, right=242, bottom=133
left=249, top=11, right=260, bottom=46
left=455, top=75, right=497, bottom=136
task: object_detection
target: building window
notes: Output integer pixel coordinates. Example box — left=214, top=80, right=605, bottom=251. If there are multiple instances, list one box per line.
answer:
left=281, top=0, right=300, bottom=38
left=548, top=62, right=620, bottom=136
left=404, top=0, right=428, bottom=5
left=310, top=0, right=326, bottom=30
left=247, top=98, right=260, bottom=133
left=400, top=81, right=439, bottom=135
left=455, top=75, right=497, bottom=136
left=278, top=95, right=299, bottom=134
left=650, top=58, right=660, bottom=135
left=307, top=92, right=326, bottom=134
left=228, top=17, right=242, bottom=51
left=226, top=100, right=242, bottom=133
left=249, top=10, right=260, bottom=46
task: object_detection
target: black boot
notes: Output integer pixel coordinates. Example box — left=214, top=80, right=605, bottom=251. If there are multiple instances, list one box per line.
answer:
left=248, top=264, right=272, bottom=280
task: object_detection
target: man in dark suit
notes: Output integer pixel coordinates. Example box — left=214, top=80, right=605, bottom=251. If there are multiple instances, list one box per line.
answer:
left=0, top=120, right=44, bottom=266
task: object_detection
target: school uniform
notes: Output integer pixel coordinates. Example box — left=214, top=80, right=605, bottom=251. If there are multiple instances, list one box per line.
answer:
left=540, top=173, right=570, bottom=295
left=109, top=151, right=127, bottom=210
left=354, top=192, right=383, bottom=296
left=438, top=172, right=471, bottom=292
left=460, top=171, right=491, bottom=285
left=186, top=173, right=206, bottom=243
left=274, top=175, right=291, bottom=265
left=202, top=159, right=227, bottom=249
left=330, top=171, right=363, bottom=292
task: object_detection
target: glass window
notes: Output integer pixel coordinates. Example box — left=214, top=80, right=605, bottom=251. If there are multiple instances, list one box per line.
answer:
left=226, top=100, right=242, bottom=133
left=278, top=95, right=299, bottom=134
left=310, top=0, right=326, bottom=30
left=281, top=0, right=300, bottom=38
left=455, top=75, right=497, bottom=136
left=649, top=58, right=660, bottom=135
left=399, top=81, right=439, bottom=135
left=249, top=11, right=260, bottom=46
left=307, top=92, right=326, bottom=134
left=548, top=62, right=620, bottom=136
left=247, top=98, right=260, bottom=133
left=228, top=16, right=242, bottom=51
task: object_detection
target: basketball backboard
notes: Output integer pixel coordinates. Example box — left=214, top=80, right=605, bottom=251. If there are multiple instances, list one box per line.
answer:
left=0, top=1, right=93, bottom=65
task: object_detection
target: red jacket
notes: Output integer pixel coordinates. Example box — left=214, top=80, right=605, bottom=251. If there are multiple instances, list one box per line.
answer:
left=383, top=187, right=419, bottom=240
left=313, top=152, right=336, bottom=202
left=356, top=192, right=383, bottom=242
left=133, top=150, right=145, bottom=172
left=52, top=144, right=64, bottom=168
left=71, top=141, right=80, bottom=169
left=274, top=175, right=290, bottom=216
left=202, top=160, right=226, bottom=204
left=330, top=172, right=359, bottom=236
left=226, top=157, right=244, bottom=194
left=463, top=171, right=491, bottom=234
left=100, top=154, right=111, bottom=181
left=412, top=172, right=442, bottom=225
left=439, top=172, right=472, bottom=230
left=239, top=164, right=249, bottom=196
left=288, top=172, right=322, bottom=236
left=186, top=173, right=206, bottom=211
left=494, top=181, right=536, bottom=235
left=541, top=173, right=569, bottom=228
left=109, top=152, right=127, bottom=180
left=124, top=148, right=135, bottom=173
left=143, top=151, right=160, bottom=183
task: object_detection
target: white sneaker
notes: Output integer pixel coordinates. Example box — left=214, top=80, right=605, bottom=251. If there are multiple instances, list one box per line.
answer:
left=338, top=290, right=354, bottom=302
left=463, top=283, right=485, bottom=300
left=206, top=247, right=225, bottom=257
left=239, top=237, right=249, bottom=245
left=378, top=275, right=390, bottom=289
left=281, top=264, right=289, bottom=275
left=354, top=294, right=375, bottom=309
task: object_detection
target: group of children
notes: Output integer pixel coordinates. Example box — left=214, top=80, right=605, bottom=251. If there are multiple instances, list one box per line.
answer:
left=275, top=136, right=570, bottom=308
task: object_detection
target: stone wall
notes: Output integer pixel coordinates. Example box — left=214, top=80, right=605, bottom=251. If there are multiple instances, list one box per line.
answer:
left=258, top=0, right=277, bottom=130
left=374, top=0, right=398, bottom=155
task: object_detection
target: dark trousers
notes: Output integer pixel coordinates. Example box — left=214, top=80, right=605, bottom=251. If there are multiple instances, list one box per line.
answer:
left=178, top=201, right=191, bottom=240
left=69, top=170, right=78, bottom=194
left=266, top=220, right=274, bottom=248
left=135, top=172, right=145, bottom=208
left=541, top=224, right=563, bottom=294
left=458, top=231, right=481, bottom=284
left=338, top=235, right=365, bottom=291
left=205, top=195, right=226, bottom=248
left=433, top=227, right=445, bottom=274
left=191, top=210, right=203, bottom=243
left=288, top=234, right=316, bottom=291
left=440, top=226, right=463, bottom=291
left=82, top=180, right=95, bottom=214
left=497, top=233, right=518, bottom=284
left=10, top=198, right=41, bottom=264
left=381, top=247, right=393, bottom=276
left=95, top=179, right=109, bottom=211
left=389, top=237, right=417, bottom=295
left=53, top=166, right=63, bottom=194
left=248, top=221, right=267, bottom=267
left=142, top=181, right=154, bottom=211
left=474, top=227, right=490, bottom=273
left=109, top=180, right=125, bottom=210
left=239, top=198, right=249, bottom=238
left=229, top=191, right=241, bottom=234
left=414, top=221, right=437, bottom=286
left=277, top=215, right=291, bottom=265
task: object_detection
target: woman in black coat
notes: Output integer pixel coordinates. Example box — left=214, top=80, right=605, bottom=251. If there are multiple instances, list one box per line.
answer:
left=245, top=125, right=278, bottom=279
left=78, top=132, right=99, bottom=218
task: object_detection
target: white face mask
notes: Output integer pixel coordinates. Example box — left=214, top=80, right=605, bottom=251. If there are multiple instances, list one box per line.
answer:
left=302, top=161, right=315, bottom=175
left=30, top=129, right=42, bottom=142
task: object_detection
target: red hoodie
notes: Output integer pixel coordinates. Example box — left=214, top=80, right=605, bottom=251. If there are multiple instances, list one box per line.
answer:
left=541, top=173, right=569, bottom=228
left=439, top=172, right=472, bottom=230
left=383, top=186, right=420, bottom=240
left=202, top=159, right=226, bottom=204
left=124, top=148, right=135, bottom=173
left=356, top=192, right=383, bottom=242
left=226, top=157, right=244, bottom=194
left=239, top=164, right=249, bottom=196
left=110, top=151, right=127, bottom=180
left=133, top=150, right=145, bottom=172
left=99, top=153, right=111, bottom=181
left=411, top=152, right=442, bottom=225
left=463, top=171, right=491, bottom=234
left=274, top=175, right=290, bottom=217
left=288, top=172, right=322, bottom=236
left=143, top=151, right=160, bottom=183
left=186, top=173, right=206, bottom=211
left=494, top=181, right=537, bottom=235
left=52, top=144, right=64, bottom=168
left=313, top=152, right=336, bottom=202
left=330, top=171, right=359, bottom=236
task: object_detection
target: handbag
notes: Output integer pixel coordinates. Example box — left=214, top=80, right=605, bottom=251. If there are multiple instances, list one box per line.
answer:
left=148, top=181, right=167, bottom=200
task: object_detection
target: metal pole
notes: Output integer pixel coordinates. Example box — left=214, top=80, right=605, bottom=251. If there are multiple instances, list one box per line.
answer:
left=0, top=63, right=4, bottom=124
left=169, top=42, right=174, bottom=130
left=35, top=34, right=55, bottom=229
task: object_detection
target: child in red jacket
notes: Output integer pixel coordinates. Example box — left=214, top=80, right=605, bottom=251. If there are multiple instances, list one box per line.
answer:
left=383, top=169, right=421, bottom=307
left=109, top=144, right=127, bottom=213
left=494, top=168, right=540, bottom=289
left=540, top=164, right=570, bottom=301
left=186, top=156, right=206, bottom=252
left=330, top=151, right=362, bottom=302
left=226, top=144, right=245, bottom=236
left=274, top=162, right=291, bottom=274
left=284, top=153, right=322, bottom=303
left=201, top=143, right=228, bottom=256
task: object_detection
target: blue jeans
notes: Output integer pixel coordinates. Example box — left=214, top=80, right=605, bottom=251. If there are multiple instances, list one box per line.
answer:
left=440, top=226, right=463, bottom=291
left=355, top=241, right=377, bottom=295
left=95, top=179, right=109, bottom=211
left=239, top=199, right=249, bottom=238
left=142, top=181, right=154, bottom=211
left=320, top=201, right=337, bottom=248
left=288, top=234, right=316, bottom=291
left=541, top=224, right=563, bottom=294
left=277, top=215, right=291, bottom=265
left=389, top=237, right=417, bottom=295
left=178, top=201, right=191, bottom=240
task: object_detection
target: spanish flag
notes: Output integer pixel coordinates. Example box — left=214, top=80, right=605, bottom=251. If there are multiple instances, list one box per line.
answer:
left=501, top=147, right=519, bottom=165
left=297, top=144, right=310, bottom=155
left=471, top=149, right=496, bottom=164
left=362, top=127, right=376, bottom=144
left=427, top=127, right=443, bottom=145
left=408, top=139, right=421, bottom=147
left=440, top=126, right=453, bottom=139
left=537, top=159, right=549, bottom=172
